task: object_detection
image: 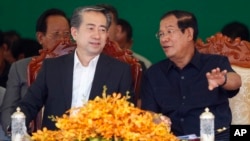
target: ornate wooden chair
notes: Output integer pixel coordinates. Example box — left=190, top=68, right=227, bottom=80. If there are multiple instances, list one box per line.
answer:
left=102, top=40, right=143, bottom=106
left=196, top=33, right=250, bottom=124
left=27, top=39, right=142, bottom=131
left=27, top=40, right=76, bottom=86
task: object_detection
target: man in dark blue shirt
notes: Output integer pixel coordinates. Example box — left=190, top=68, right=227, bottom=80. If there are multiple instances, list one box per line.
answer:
left=141, top=10, right=242, bottom=141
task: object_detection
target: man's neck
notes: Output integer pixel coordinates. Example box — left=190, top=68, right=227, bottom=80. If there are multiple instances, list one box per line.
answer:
left=171, top=47, right=195, bottom=69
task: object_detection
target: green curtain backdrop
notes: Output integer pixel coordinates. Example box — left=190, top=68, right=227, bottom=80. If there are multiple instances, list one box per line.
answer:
left=1, top=0, right=249, bottom=63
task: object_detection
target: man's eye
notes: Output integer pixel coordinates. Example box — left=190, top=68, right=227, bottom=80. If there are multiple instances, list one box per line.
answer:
left=168, top=29, right=175, bottom=34
left=53, top=32, right=60, bottom=35
left=64, top=32, right=70, bottom=36
left=99, top=28, right=107, bottom=33
left=159, top=33, right=164, bottom=37
left=87, top=27, right=94, bottom=31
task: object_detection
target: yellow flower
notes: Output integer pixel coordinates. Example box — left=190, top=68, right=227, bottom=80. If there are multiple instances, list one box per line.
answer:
left=31, top=87, right=179, bottom=141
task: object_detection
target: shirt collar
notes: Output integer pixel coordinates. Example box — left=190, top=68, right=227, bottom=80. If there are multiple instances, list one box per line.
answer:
left=74, top=50, right=100, bottom=67
left=189, top=49, right=202, bottom=70
left=165, top=49, right=202, bottom=72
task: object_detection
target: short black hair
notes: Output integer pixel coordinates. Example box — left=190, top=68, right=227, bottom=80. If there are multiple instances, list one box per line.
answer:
left=96, top=4, right=119, bottom=24
left=11, top=38, right=42, bottom=59
left=221, top=21, right=250, bottom=41
left=70, top=5, right=111, bottom=30
left=3, top=30, right=21, bottom=49
left=117, top=18, right=133, bottom=41
left=160, top=10, right=199, bottom=41
left=36, top=8, right=68, bottom=33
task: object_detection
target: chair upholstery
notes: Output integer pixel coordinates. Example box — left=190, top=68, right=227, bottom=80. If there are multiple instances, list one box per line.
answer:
left=27, top=39, right=142, bottom=131
left=196, top=33, right=250, bottom=124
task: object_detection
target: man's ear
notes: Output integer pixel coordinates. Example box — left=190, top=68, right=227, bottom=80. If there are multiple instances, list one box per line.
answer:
left=117, top=25, right=122, bottom=33
left=36, top=32, right=43, bottom=45
left=185, top=27, right=194, bottom=41
left=2, top=43, right=8, bottom=51
left=126, top=39, right=133, bottom=49
left=71, top=27, right=77, bottom=40
left=116, top=25, right=122, bottom=37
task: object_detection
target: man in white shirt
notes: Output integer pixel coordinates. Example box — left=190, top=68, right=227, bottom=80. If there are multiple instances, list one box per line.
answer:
left=18, top=5, right=134, bottom=130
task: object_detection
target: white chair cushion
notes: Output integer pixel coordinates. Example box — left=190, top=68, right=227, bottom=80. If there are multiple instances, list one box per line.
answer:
left=229, top=65, right=250, bottom=124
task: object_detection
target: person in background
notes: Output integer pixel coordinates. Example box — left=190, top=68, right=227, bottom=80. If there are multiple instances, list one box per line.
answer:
left=17, top=5, right=134, bottom=131
left=0, top=8, right=71, bottom=137
left=0, top=30, right=6, bottom=97
left=221, top=21, right=250, bottom=41
left=140, top=10, right=241, bottom=141
left=0, top=30, right=11, bottom=88
left=116, top=18, right=149, bottom=71
left=97, top=4, right=152, bottom=69
left=116, top=18, right=152, bottom=69
left=96, top=4, right=118, bottom=42
left=0, top=30, right=10, bottom=141
left=10, top=38, right=42, bottom=61
left=3, top=30, right=21, bottom=64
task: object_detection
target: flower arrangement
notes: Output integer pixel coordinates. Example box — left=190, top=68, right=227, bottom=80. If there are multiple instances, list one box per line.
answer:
left=31, top=87, right=179, bottom=141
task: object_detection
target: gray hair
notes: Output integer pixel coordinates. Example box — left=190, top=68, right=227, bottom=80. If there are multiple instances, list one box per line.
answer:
left=70, top=5, right=111, bottom=30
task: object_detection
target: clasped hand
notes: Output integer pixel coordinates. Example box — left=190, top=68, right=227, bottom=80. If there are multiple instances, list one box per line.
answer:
left=153, top=113, right=172, bottom=129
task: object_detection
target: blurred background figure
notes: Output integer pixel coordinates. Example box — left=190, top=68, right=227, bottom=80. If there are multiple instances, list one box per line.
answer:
left=0, top=30, right=9, bottom=141
left=0, top=30, right=11, bottom=89
left=0, top=8, right=70, bottom=138
left=221, top=21, right=250, bottom=41
left=97, top=4, right=149, bottom=71
left=116, top=18, right=151, bottom=70
left=97, top=4, right=119, bottom=42
left=3, top=30, right=21, bottom=64
left=10, top=38, right=42, bottom=61
left=0, top=30, right=7, bottom=100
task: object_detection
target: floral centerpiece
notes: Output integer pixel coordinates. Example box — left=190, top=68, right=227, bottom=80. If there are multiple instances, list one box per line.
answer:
left=31, top=87, right=179, bottom=141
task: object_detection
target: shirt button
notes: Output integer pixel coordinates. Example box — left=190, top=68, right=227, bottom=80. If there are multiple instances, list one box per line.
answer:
left=182, top=96, right=186, bottom=99
left=181, top=76, right=185, bottom=79
left=180, top=118, right=184, bottom=122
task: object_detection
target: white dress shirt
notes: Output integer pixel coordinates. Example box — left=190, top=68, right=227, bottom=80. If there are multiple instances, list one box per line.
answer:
left=71, top=51, right=99, bottom=108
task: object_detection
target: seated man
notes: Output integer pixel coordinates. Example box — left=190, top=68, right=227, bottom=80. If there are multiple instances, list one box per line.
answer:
left=17, top=5, right=135, bottom=130
left=141, top=10, right=241, bottom=141
left=0, top=8, right=71, bottom=136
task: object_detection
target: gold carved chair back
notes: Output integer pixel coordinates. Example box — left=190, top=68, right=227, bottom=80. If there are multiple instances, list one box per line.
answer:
left=196, top=33, right=250, bottom=124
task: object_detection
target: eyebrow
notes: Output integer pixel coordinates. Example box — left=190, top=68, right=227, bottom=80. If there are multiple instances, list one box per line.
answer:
left=164, top=25, right=175, bottom=28
left=86, top=23, right=107, bottom=29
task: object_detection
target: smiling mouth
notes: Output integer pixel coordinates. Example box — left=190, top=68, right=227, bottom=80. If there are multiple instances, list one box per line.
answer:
left=90, top=42, right=100, bottom=46
left=163, top=46, right=170, bottom=49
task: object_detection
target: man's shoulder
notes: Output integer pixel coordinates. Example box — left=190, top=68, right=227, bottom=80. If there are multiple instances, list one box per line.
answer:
left=198, top=51, right=226, bottom=58
left=14, top=57, right=33, bottom=65
left=44, top=52, right=74, bottom=63
left=100, top=53, right=130, bottom=67
left=11, top=57, right=33, bottom=70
